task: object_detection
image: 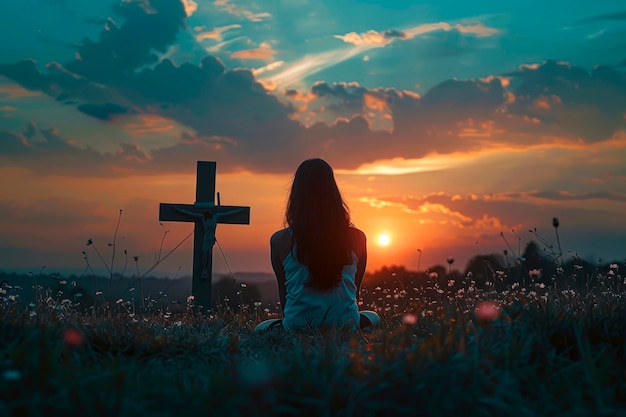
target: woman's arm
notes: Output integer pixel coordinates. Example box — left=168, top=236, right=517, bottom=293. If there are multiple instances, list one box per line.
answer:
left=352, top=228, right=367, bottom=300
left=270, top=229, right=289, bottom=314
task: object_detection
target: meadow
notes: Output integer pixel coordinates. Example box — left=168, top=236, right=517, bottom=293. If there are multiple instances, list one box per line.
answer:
left=1, top=223, right=626, bottom=416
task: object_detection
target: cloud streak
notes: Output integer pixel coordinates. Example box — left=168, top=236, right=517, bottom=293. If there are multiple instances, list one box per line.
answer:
left=335, top=21, right=499, bottom=47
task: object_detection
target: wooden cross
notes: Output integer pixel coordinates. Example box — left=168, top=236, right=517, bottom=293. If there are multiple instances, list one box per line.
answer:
left=159, top=161, right=250, bottom=311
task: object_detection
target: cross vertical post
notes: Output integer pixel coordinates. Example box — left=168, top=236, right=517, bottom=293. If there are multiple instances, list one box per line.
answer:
left=159, top=161, right=250, bottom=311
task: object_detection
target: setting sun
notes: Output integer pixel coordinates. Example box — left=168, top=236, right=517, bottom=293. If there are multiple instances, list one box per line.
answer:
left=376, top=233, right=391, bottom=247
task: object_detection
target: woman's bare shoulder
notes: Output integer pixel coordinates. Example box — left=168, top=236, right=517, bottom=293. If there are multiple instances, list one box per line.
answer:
left=349, top=226, right=366, bottom=242
left=270, top=228, right=291, bottom=252
left=270, top=228, right=290, bottom=242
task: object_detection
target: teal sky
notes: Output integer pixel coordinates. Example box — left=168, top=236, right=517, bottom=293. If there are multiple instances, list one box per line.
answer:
left=0, top=0, right=625, bottom=276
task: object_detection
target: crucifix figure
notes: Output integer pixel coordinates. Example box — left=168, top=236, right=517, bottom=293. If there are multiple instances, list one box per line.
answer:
left=159, top=161, right=250, bottom=310
left=172, top=206, right=245, bottom=279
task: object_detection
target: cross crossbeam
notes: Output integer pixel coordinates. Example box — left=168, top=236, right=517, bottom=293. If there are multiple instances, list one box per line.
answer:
left=159, top=161, right=250, bottom=310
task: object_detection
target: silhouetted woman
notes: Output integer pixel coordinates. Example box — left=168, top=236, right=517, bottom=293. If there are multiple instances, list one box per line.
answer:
left=256, top=158, right=379, bottom=331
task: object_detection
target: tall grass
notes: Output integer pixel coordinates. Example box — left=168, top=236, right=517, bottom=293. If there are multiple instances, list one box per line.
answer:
left=1, top=260, right=626, bottom=416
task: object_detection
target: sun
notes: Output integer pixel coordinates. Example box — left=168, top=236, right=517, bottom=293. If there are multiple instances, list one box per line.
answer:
left=376, top=233, right=391, bottom=247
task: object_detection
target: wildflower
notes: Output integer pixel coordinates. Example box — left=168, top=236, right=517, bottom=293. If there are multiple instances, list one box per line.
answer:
left=475, top=301, right=500, bottom=324
left=63, top=327, right=85, bottom=348
left=446, top=257, right=455, bottom=265
left=240, top=283, right=247, bottom=288
left=429, top=272, right=438, bottom=279
left=86, top=239, right=93, bottom=246
left=529, top=269, right=541, bottom=280
left=402, top=313, right=418, bottom=325
left=95, top=291, right=102, bottom=296
left=187, top=295, right=195, bottom=303
left=552, top=217, right=559, bottom=228
left=116, top=299, right=124, bottom=304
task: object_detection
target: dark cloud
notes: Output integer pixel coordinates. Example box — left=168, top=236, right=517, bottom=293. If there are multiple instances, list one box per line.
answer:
left=77, top=102, right=131, bottom=120
left=575, top=11, right=626, bottom=25
left=506, top=60, right=626, bottom=141
left=528, top=190, right=626, bottom=202
left=420, top=77, right=506, bottom=114
left=66, top=0, right=187, bottom=83
left=0, top=0, right=298, bottom=153
left=0, top=60, right=115, bottom=103
left=0, top=60, right=50, bottom=92
left=0, top=124, right=144, bottom=175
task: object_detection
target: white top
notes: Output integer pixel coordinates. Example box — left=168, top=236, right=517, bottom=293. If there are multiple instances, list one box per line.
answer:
left=281, top=245, right=360, bottom=330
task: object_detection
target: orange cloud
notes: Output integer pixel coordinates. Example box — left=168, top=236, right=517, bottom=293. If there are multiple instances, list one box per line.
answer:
left=230, top=42, right=277, bottom=61
left=257, top=79, right=278, bottom=91
left=0, top=83, right=41, bottom=99
left=252, top=61, right=284, bottom=76
left=364, top=94, right=388, bottom=112
left=214, top=0, right=271, bottom=21
left=124, top=114, right=176, bottom=137
left=181, top=0, right=197, bottom=17
left=195, top=24, right=241, bottom=42
left=532, top=94, right=562, bottom=110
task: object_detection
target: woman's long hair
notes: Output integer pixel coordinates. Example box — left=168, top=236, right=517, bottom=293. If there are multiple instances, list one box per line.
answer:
left=286, top=159, right=352, bottom=290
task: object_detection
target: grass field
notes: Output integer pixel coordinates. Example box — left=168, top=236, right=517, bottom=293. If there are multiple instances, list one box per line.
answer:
left=1, top=260, right=626, bottom=417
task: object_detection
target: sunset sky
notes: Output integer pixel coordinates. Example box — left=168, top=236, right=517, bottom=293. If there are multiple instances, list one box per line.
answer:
left=1, top=0, right=625, bottom=279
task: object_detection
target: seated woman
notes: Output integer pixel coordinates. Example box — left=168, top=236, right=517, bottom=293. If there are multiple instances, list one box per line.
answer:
left=255, top=158, right=379, bottom=331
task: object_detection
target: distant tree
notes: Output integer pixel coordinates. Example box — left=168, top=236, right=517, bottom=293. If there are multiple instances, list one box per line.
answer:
left=464, top=254, right=505, bottom=288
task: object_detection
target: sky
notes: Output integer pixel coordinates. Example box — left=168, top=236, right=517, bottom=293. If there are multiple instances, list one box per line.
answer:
left=0, top=0, right=625, bottom=279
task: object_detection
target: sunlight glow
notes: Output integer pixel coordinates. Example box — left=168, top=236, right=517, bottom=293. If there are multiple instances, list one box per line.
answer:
left=377, top=233, right=391, bottom=247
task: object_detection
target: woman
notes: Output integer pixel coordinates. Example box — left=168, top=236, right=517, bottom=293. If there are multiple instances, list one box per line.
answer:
left=256, top=158, right=379, bottom=331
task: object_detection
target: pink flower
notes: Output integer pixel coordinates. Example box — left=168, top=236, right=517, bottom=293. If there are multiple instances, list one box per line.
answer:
left=475, top=301, right=500, bottom=323
left=63, top=327, right=84, bottom=348
left=402, top=313, right=418, bottom=325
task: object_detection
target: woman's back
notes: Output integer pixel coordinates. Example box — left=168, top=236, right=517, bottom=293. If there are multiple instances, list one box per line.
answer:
left=271, top=227, right=365, bottom=329
left=260, top=159, right=376, bottom=332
